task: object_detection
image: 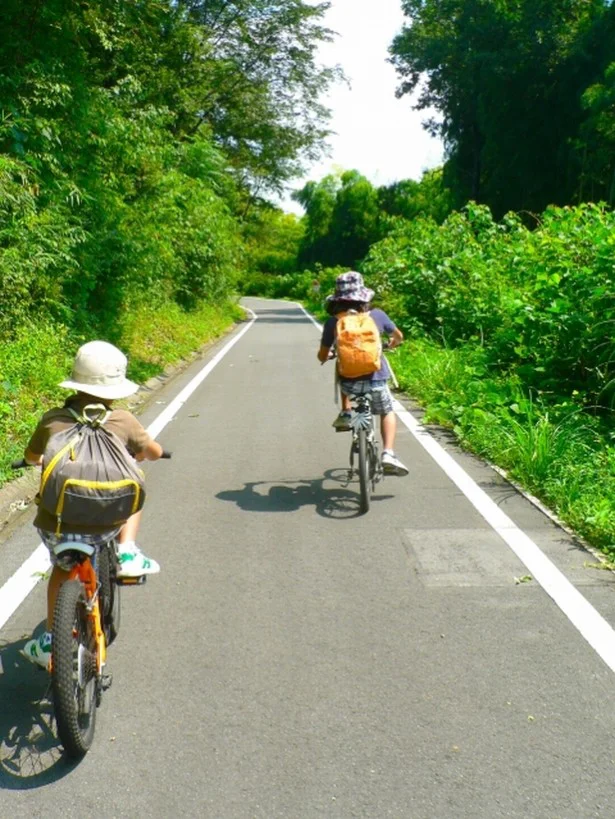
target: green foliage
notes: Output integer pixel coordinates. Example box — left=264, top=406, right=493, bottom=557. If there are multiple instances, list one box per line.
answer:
left=0, top=0, right=336, bottom=335
left=239, top=265, right=344, bottom=308
left=391, top=0, right=615, bottom=216
left=293, top=170, right=382, bottom=267
left=391, top=339, right=615, bottom=553
left=377, top=169, right=453, bottom=225
left=364, top=202, right=615, bottom=409
left=578, top=61, right=615, bottom=204
left=0, top=302, right=241, bottom=486
left=243, top=205, right=304, bottom=276
left=292, top=167, right=455, bottom=270
left=180, top=0, right=339, bottom=192
left=0, top=322, right=74, bottom=480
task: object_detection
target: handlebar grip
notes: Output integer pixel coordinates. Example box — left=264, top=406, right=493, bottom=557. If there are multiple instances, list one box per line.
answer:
left=161, top=450, right=172, bottom=459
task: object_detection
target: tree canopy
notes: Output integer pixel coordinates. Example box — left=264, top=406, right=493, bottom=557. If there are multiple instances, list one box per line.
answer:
left=0, top=0, right=336, bottom=332
left=390, top=0, right=615, bottom=216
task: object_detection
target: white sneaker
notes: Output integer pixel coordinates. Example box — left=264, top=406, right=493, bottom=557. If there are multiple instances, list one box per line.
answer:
left=116, top=542, right=160, bottom=578
left=382, top=450, right=409, bottom=477
left=22, top=631, right=52, bottom=671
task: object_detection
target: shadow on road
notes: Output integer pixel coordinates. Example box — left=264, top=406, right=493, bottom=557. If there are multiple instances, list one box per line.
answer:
left=0, top=626, right=71, bottom=788
left=216, top=468, right=394, bottom=519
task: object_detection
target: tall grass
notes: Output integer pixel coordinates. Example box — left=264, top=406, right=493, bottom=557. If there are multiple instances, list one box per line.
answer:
left=393, top=339, right=615, bottom=555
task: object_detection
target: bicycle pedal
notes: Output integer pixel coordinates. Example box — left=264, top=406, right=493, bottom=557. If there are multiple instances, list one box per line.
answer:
left=102, top=672, right=113, bottom=691
left=116, top=575, right=147, bottom=586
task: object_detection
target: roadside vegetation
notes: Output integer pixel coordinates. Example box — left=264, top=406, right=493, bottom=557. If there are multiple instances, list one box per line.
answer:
left=240, top=0, right=615, bottom=557
left=0, top=1, right=334, bottom=485
left=2, top=0, right=615, bottom=557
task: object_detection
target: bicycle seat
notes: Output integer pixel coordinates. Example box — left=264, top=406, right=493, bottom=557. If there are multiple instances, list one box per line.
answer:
left=52, top=540, right=96, bottom=570
left=53, top=541, right=96, bottom=558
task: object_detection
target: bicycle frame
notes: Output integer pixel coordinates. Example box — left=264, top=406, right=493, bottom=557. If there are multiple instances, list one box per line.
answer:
left=346, top=393, right=383, bottom=514
left=52, top=543, right=107, bottom=674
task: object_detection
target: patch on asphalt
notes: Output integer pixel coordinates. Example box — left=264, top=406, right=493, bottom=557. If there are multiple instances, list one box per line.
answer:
left=403, top=528, right=528, bottom=588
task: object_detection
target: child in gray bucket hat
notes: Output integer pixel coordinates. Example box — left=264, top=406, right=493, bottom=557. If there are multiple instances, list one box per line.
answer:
left=318, top=271, right=409, bottom=477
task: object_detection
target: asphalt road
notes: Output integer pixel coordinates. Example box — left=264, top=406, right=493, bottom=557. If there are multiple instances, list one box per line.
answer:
left=1, top=298, right=615, bottom=818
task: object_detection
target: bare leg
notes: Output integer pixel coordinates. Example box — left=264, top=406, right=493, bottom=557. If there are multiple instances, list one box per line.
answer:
left=341, top=393, right=351, bottom=412
left=47, top=566, right=69, bottom=630
left=119, top=510, right=142, bottom=544
left=380, top=411, right=397, bottom=451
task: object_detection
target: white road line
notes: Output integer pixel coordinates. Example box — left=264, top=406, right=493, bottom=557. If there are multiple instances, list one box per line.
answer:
left=147, top=309, right=257, bottom=439
left=0, top=311, right=258, bottom=632
left=301, top=299, right=615, bottom=673
left=394, top=403, right=615, bottom=673
left=5, top=301, right=615, bottom=676
left=0, top=545, right=51, bottom=634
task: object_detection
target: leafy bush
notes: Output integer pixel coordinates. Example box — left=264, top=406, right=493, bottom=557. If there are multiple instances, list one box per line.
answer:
left=238, top=266, right=346, bottom=308
left=364, top=202, right=615, bottom=409
left=392, top=339, right=615, bottom=554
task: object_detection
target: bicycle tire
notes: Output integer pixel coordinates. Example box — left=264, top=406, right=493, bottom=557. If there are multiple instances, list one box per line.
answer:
left=99, top=543, right=121, bottom=646
left=368, top=439, right=379, bottom=492
left=52, top=579, right=97, bottom=758
left=358, top=428, right=370, bottom=514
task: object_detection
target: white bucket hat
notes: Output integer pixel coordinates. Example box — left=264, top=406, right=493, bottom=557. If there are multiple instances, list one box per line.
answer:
left=59, top=341, right=139, bottom=400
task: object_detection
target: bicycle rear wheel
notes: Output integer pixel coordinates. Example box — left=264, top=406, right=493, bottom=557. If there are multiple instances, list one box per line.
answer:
left=99, top=543, right=121, bottom=646
left=52, top=579, right=98, bottom=759
left=358, top=428, right=370, bottom=514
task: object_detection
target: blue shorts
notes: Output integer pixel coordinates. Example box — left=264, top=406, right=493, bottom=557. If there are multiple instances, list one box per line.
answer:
left=339, top=379, right=394, bottom=415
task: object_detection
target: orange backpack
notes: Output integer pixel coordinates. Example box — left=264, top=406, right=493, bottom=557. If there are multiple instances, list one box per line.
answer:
left=336, top=311, right=382, bottom=378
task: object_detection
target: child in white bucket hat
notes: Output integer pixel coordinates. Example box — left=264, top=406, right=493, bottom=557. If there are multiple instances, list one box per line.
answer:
left=21, top=341, right=164, bottom=669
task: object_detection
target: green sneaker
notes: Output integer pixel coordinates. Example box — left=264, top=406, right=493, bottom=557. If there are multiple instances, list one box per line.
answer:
left=332, top=411, right=352, bottom=431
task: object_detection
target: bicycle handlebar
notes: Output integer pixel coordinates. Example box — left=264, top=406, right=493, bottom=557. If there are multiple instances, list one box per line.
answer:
left=11, top=450, right=173, bottom=469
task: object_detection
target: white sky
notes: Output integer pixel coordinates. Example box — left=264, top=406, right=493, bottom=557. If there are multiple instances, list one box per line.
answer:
left=275, top=0, right=444, bottom=213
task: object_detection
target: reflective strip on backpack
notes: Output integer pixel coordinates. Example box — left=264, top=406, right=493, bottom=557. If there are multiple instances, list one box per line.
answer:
left=54, top=478, right=142, bottom=536
left=40, top=433, right=83, bottom=498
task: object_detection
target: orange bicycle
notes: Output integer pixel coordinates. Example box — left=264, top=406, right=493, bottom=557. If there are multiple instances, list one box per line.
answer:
left=13, top=452, right=170, bottom=758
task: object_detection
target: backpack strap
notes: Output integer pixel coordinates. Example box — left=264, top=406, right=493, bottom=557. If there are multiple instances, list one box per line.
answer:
left=67, top=404, right=111, bottom=428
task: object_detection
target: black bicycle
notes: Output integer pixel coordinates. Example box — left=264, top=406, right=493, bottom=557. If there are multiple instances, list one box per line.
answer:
left=346, top=392, right=383, bottom=514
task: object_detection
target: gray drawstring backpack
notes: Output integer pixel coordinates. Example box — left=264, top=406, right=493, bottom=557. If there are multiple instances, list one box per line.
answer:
left=37, top=404, right=146, bottom=535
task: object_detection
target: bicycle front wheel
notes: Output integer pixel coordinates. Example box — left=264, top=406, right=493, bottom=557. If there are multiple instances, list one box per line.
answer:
left=52, top=579, right=98, bottom=759
left=358, top=428, right=370, bottom=514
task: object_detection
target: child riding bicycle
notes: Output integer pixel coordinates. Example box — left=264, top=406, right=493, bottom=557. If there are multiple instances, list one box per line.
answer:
left=21, top=340, right=164, bottom=669
left=317, top=271, right=409, bottom=477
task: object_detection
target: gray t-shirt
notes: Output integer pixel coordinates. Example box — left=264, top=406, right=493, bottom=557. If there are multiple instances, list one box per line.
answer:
left=321, top=308, right=396, bottom=382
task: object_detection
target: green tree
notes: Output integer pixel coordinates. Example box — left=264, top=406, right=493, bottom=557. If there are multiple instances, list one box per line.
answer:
left=377, top=169, right=453, bottom=224
left=292, top=174, right=339, bottom=266
left=244, top=205, right=304, bottom=275
left=578, top=62, right=615, bottom=204
left=178, top=0, right=339, bottom=196
left=390, top=0, right=615, bottom=216
left=293, top=170, right=380, bottom=267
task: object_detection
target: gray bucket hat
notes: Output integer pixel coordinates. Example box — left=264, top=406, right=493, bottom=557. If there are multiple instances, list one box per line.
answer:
left=59, top=341, right=139, bottom=400
left=326, top=271, right=374, bottom=304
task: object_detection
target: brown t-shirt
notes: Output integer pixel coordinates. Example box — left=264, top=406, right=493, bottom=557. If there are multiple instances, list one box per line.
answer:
left=27, top=395, right=152, bottom=534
